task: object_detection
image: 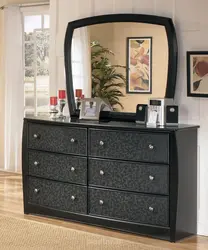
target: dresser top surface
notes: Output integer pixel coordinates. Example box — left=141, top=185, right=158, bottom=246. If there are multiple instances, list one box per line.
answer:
left=24, top=116, right=199, bottom=132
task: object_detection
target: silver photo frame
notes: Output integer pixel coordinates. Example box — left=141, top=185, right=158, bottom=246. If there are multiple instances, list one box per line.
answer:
left=79, top=98, right=101, bottom=120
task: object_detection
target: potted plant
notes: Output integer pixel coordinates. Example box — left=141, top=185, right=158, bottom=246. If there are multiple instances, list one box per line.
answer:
left=91, top=41, right=126, bottom=111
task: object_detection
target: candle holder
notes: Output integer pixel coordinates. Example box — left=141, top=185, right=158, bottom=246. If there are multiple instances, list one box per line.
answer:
left=58, top=99, right=66, bottom=118
left=76, top=97, right=81, bottom=109
left=49, top=96, right=58, bottom=119
left=49, top=105, right=59, bottom=119
left=58, top=90, right=66, bottom=119
left=75, top=89, right=83, bottom=110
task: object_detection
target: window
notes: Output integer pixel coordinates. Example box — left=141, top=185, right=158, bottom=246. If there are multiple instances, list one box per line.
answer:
left=22, top=7, right=50, bottom=116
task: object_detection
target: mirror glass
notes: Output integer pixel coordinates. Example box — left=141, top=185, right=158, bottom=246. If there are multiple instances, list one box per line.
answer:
left=71, top=22, right=168, bottom=113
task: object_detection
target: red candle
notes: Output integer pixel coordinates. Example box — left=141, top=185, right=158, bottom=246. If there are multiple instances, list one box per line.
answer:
left=58, top=90, right=66, bottom=99
left=50, top=96, right=58, bottom=106
left=75, top=89, right=82, bottom=98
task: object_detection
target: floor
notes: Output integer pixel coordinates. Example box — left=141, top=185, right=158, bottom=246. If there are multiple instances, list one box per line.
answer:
left=0, top=171, right=208, bottom=250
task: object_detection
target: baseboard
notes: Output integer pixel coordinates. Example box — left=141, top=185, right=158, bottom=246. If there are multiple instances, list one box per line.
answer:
left=0, top=169, right=22, bottom=175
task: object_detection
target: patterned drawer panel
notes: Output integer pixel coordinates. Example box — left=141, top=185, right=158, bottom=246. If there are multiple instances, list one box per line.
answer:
left=89, top=159, right=169, bottom=195
left=28, top=177, right=87, bottom=214
left=89, top=129, right=169, bottom=163
left=28, top=151, right=87, bottom=184
left=28, top=123, right=87, bottom=155
left=89, top=188, right=169, bottom=227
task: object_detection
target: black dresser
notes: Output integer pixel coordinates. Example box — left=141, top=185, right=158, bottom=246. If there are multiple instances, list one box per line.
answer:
left=22, top=116, right=199, bottom=242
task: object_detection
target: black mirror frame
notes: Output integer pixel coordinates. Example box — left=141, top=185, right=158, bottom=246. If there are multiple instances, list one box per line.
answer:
left=64, top=14, right=178, bottom=121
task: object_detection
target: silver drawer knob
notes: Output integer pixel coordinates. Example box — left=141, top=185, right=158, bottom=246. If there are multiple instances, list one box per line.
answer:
left=71, top=195, right=76, bottom=201
left=70, top=138, right=75, bottom=143
left=99, top=200, right=104, bottom=205
left=34, top=161, right=39, bottom=166
left=149, top=175, right=154, bottom=181
left=34, top=188, right=39, bottom=194
left=149, top=206, right=154, bottom=212
left=149, top=144, right=154, bottom=150
left=71, top=167, right=75, bottom=172
left=99, top=141, right=104, bottom=146
left=33, top=134, right=40, bottom=139
left=100, top=170, right=104, bottom=176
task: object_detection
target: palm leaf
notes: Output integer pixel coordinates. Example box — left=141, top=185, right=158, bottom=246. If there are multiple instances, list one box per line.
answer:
left=91, top=41, right=126, bottom=110
left=103, top=82, right=125, bottom=90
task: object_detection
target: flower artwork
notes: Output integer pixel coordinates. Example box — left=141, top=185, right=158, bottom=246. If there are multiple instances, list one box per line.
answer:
left=187, top=51, right=208, bottom=97
left=127, top=37, right=152, bottom=94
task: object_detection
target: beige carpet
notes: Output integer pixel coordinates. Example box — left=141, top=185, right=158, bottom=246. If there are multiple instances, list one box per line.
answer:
left=0, top=214, right=162, bottom=250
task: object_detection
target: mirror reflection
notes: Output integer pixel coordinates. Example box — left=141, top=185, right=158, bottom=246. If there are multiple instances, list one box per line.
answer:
left=71, top=22, right=168, bottom=112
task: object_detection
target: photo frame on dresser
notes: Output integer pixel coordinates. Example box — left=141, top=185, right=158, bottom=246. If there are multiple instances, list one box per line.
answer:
left=79, top=98, right=113, bottom=120
left=187, top=51, right=208, bottom=97
left=79, top=98, right=100, bottom=120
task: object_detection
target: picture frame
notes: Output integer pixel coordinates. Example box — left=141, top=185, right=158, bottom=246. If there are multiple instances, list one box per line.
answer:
left=79, top=98, right=112, bottom=120
left=187, top=51, right=208, bottom=97
left=79, top=98, right=100, bottom=120
left=126, top=37, right=152, bottom=94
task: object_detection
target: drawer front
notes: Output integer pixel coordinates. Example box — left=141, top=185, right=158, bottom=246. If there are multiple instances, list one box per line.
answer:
left=89, top=188, right=169, bottom=227
left=89, top=159, right=169, bottom=195
left=28, top=177, right=87, bottom=214
left=29, top=151, right=87, bottom=184
left=89, top=129, right=169, bottom=163
left=28, top=123, right=87, bottom=155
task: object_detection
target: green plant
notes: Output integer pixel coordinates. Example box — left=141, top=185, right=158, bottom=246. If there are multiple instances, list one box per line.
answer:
left=91, top=41, right=126, bottom=110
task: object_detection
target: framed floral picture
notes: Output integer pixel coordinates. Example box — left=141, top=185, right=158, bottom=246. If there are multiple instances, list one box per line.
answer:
left=187, top=51, right=208, bottom=97
left=126, top=37, right=152, bottom=94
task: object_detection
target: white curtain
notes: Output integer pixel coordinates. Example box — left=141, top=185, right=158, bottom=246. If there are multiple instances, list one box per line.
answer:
left=71, top=27, right=91, bottom=97
left=4, top=6, right=24, bottom=172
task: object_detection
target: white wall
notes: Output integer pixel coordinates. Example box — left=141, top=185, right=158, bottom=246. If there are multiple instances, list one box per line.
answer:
left=50, top=0, right=208, bottom=235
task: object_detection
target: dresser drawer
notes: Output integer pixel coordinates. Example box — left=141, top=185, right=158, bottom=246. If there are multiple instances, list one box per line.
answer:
left=89, top=129, right=169, bottom=163
left=89, top=159, right=169, bottom=195
left=89, top=188, right=169, bottom=227
left=28, top=123, right=87, bottom=155
left=28, top=177, right=87, bottom=214
left=28, top=151, right=87, bottom=185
